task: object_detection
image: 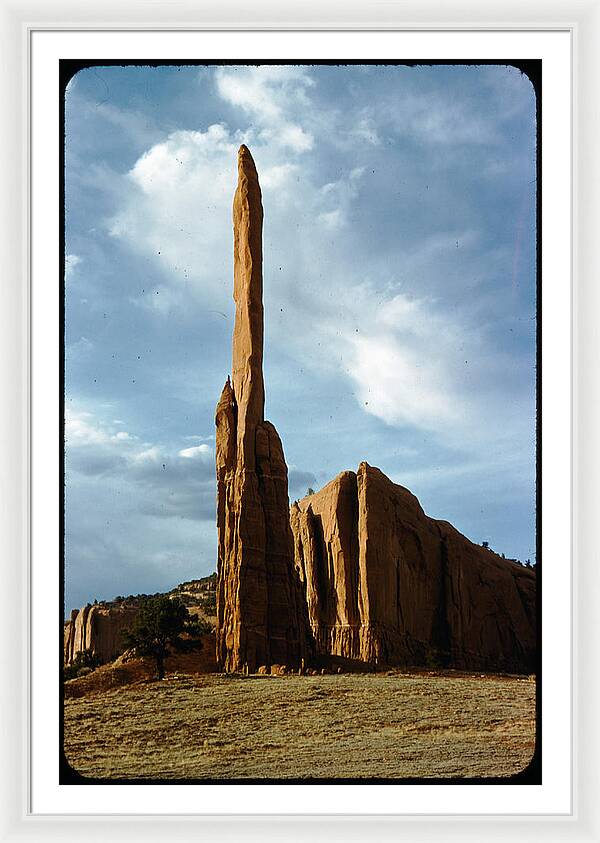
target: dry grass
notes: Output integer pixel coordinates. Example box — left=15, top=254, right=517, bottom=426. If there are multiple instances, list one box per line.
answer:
left=64, top=669, right=536, bottom=780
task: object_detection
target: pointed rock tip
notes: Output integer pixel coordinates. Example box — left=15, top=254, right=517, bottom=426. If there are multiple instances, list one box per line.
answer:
left=237, top=144, right=258, bottom=176
left=218, top=376, right=234, bottom=401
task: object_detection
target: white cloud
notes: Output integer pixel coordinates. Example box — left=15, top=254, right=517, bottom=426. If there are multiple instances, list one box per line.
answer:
left=260, top=163, right=298, bottom=189
left=66, top=405, right=217, bottom=475
left=106, top=68, right=374, bottom=321
left=104, top=66, right=533, bottom=471
left=66, top=335, right=93, bottom=359
left=66, top=408, right=136, bottom=449
left=388, top=91, right=498, bottom=147
left=128, top=124, right=232, bottom=195
left=376, top=69, right=534, bottom=152
left=108, top=124, right=239, bottom=309
left=347, top=332, right=457, bottom=429
left=65, top=408, right=109, bottom=446
left=351, top=116, right=381, bottom=146
left=318, top=209, right=343, bottom=230
left=107, top=111, right=476, bottom=443
left=65, top=254, right=81, bottom=281
left=178, top=444, right=213, bottom=460
left=271, top=124, right=313, bottom=153
left=133, top=446, right=161, bottom=464
left=215, top=66, right=314, bottom=152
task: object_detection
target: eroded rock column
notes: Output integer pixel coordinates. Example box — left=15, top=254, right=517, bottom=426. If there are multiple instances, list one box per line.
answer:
left=215, top=146, right=312, bottom=673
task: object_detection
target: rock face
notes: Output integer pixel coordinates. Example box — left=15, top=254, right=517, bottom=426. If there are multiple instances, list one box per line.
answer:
left=290, top=463, right=536, bottom=674
left=63, top=604, right=138, bottom=666
left=215, top=146, right=313, bottom=673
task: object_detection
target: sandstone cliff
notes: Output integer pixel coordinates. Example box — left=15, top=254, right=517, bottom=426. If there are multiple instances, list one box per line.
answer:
left=215, top=146, right=313, bottom=673
left=63, top=603, right=139, bottom=666
left=290, top=463, right=536, bottom=674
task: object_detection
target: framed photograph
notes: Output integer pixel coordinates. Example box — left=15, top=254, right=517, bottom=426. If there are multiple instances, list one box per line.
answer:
left=1, top=2, right=596, bottom=840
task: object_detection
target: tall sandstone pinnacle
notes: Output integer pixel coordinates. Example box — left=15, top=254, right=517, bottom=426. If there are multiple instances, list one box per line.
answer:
left=215, top=146, right=313, bottom=673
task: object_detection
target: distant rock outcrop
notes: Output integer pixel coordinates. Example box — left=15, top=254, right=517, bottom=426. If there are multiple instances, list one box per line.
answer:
left=290, top=463, right=536, bottom=674
left=215, top=146, right=313, bottom=673
left=63, top=604, right=138, bottom=666
left=64, top=575, right=217, bottom=666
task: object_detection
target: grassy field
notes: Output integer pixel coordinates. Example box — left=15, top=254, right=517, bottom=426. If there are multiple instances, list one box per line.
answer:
left=63, top=669, right=536, bottom=780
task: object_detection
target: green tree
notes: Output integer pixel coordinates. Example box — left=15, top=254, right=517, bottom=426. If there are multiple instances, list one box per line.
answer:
left=122, top=595, right=206, bottom=680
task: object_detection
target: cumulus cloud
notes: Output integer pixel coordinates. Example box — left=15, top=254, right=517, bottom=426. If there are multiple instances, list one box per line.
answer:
left=215, top=66, right=314, bottom=152
left=347, top=332, right=457, bottom=429
left=63, top=398, right=319, bottom=610
left=132, top=446, right=161, bottom=464
left=108, top=123, right=238, bottom=306
left=179, top=444, right=213, bottom=460
left=351, top=116, right=381, bottom=146
left=105, top=65, right=531, bottom=454
left=65, top=402, right=317, bottom=517
left=64, top=65, right=537, bottom=603
left=65, top=406, right=218, bottom=524
left=65, top=407, right=112, bottom=446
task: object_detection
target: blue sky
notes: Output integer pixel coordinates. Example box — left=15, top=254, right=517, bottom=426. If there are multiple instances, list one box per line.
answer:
left=64, top=63, right=537, bottom=612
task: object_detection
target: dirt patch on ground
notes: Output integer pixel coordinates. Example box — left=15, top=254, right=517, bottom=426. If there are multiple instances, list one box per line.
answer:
left=63, top=670, right=535, bottom=780
left=63, top=637, right=217, bottom=699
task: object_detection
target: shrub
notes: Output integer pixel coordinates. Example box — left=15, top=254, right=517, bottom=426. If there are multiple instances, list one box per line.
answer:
left=63, top=649, right=102, bottom=681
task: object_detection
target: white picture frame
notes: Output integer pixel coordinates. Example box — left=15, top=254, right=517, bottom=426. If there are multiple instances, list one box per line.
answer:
left=1, top=1, right=597, bottom=840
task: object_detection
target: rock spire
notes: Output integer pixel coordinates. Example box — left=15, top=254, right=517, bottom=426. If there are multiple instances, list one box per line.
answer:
left=215, top=146, right=313, bottom=673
